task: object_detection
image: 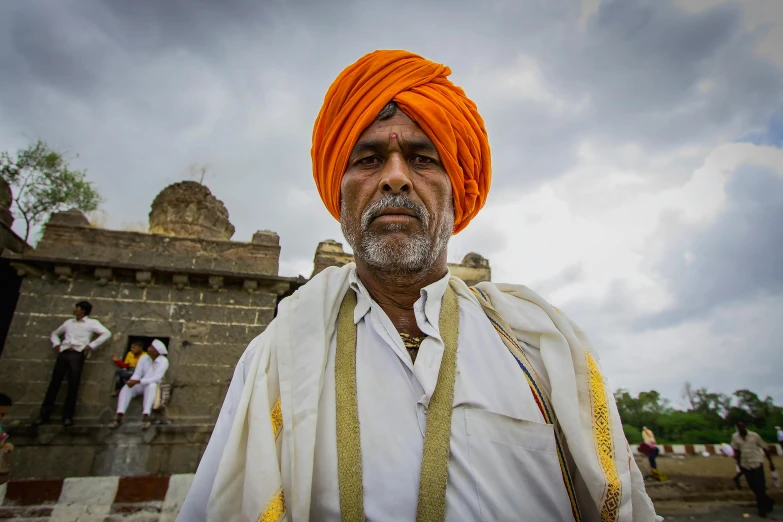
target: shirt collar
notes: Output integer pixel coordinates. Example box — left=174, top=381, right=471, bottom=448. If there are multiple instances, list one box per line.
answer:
left=348, top=267, right=451, bottom=335
left=415, top=271, right=450, bottom=337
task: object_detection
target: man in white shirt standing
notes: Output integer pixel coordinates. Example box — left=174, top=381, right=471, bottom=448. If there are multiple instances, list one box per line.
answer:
left=36, top=300, right=111, bottom=427
left=109, top=339, right=169, bottom=430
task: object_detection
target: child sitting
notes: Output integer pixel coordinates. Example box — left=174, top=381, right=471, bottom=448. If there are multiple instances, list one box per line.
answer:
left=111, top=341, right=144, bottom=396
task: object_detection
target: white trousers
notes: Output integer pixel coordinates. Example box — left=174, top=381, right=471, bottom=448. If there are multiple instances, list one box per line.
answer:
left=116, top=382, right=157, bottom=415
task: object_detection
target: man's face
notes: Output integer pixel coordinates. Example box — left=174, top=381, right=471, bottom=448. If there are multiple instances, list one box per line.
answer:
left=73, top=306, right=86, bottom=320
left=340, top=110, right=454, bottom=274
left=148, top=346, right=159, bottom=358
left=130, top=344, right=143, bottom=356
left=737, top=422, right=747, bottom=436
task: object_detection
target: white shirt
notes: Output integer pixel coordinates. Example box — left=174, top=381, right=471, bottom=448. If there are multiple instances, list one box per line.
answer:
left=777, top=429, right=783, bottom=443
left=130, top=353, right=169, bottom=386
left=182, top=271, right=575, bottom=521
left=50, top=317, right=111, bottom=353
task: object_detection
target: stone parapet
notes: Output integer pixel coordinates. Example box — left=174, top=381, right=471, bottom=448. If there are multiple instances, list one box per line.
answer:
left=312, top=240, right=354, bottom=276
left=311, top=239, right=491, bottom=285
left=0, top=178, right=29, bottom=255
left=0, top=178, right=13, bottom=229
left=448, top=252, right=491, bottom=287
left=0, top=225, right=28, bottom=256
left=36, top=220, right=280, bottom=277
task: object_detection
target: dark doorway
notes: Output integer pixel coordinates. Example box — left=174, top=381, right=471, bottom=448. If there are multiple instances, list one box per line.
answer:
left=125, top=336, right=170, bottom=358
left=0, top=258, right=23, bottom=358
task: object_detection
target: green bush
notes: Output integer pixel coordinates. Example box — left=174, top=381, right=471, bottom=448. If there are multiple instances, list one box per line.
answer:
left=679, top=428, right=732, bottom=444
left=623, top=424, right=642, bottom=444
left=615, top=387, right=783, bottom=445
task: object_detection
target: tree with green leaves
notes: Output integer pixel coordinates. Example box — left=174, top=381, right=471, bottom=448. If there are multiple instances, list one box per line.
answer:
left=683, top=382, right=731, bottom=424
left=0, top=140, right=102, bottom=242
left=616, top=385, right=783, bottom=444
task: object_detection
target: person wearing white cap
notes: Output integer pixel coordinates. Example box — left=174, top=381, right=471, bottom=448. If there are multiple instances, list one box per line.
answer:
left=109, top=339, right=169, bottom=430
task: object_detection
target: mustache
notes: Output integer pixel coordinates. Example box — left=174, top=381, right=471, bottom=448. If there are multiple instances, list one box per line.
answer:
left=360, top=194, right=429, bottom=230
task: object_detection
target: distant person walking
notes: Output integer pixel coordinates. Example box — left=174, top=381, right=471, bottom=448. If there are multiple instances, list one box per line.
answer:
left=638, top=426, right=662, bottom=480
left=732, top=421, right=775, bottom=517
left=776, top=426, right=783, bottom=445
left=36, top=301, right=111, bottom=427
left=642, top=426, right=657, bottom=446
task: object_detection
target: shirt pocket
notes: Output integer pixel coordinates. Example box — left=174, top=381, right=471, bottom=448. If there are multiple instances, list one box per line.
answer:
left=464, top=408, right=575, bottom=522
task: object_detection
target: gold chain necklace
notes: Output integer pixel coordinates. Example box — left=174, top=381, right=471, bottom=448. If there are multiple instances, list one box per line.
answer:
left=399, top=331, right=426, bottom=362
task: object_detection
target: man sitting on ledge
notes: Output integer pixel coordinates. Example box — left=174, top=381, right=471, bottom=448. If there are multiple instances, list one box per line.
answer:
left=109, top=339, right=169, bottom=430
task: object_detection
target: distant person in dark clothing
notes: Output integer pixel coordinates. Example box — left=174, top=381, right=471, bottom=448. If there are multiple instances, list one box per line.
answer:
left=36, top=301, right=111, bottom=427
left=111, top=341, right=145, bottom=396
left=732, top=421, right=775, bottom=518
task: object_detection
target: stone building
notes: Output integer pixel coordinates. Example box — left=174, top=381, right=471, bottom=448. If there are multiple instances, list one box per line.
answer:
left=0, top=181, right=491, bottom=480
left=0, top=181, right=304, bottom=478
left=312, top=239, right=492, bottom=286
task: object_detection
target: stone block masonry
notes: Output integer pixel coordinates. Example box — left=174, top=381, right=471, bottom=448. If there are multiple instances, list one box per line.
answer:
left=0, top=269, right=278, bottom=425
left=35, top=222, right=281, bottom=277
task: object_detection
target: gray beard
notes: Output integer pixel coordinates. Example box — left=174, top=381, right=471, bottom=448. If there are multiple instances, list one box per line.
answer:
left=342, top=194, right=454, bottom=275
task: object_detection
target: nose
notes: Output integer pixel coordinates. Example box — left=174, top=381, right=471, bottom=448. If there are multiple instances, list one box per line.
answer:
left=379, top=154, right=412, bottom=194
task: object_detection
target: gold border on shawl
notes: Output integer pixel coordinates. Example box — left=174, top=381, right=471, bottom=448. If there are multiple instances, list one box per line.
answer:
left=552, top=306, right=621, bottom=522
left=257, top=487, right=286, bottom=522
left=271, top=395, right=283, bottom=440
left=585, top=351, right=622, bottom=522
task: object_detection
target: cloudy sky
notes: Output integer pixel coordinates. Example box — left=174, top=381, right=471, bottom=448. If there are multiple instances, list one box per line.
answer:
left=1, top=0, right=782, bottom=406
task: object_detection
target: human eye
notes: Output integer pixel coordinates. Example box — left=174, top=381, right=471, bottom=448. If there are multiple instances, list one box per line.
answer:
left=357, top=156, right=381, bottom=166
left=411, top=155, right=434, bottom=165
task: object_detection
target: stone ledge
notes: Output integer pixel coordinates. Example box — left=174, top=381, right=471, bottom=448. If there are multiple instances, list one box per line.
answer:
left=6, top=422, right=215, bottom=439
left=3, top=424, right=215, bottom=479
left=4, top=251, right=303, bottom=292
left=36, top=222, right=276, bottom=274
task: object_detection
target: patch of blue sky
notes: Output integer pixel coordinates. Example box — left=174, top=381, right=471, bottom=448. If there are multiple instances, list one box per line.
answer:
left=739, top=109, right=783, bottom=148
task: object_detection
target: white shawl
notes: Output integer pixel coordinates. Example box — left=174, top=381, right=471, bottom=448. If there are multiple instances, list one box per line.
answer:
left=206, top=264, right=658, bottom=522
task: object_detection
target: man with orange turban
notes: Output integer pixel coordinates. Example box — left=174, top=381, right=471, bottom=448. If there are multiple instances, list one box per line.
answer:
left=179, top=51, right=658, bottom=522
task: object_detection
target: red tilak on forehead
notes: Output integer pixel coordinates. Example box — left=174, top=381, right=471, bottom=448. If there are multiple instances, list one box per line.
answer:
left=390, top=132, right=397, bottom=139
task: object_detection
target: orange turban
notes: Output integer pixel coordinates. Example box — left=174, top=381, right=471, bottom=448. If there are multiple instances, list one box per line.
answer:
left=312, top=50, right=491, bottom=234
